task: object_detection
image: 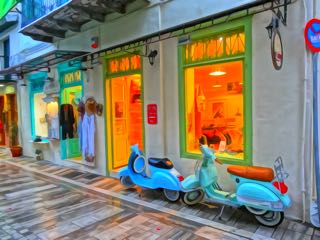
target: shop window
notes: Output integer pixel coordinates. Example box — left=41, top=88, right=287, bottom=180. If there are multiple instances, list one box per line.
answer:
left=32, top=92, right=49, bottom=137
left=185, top=31, right=245, bottom=64
left=30, top=78, right=59, bottom=139
left=185, top=61, right=244, bottom=161
left=180, top=20, right=252, bottom=165
left=108, top=55, right=141, bottom=75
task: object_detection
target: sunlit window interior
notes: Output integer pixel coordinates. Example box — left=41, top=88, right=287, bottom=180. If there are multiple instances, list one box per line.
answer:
left=185, top=61, right=244, bottom=160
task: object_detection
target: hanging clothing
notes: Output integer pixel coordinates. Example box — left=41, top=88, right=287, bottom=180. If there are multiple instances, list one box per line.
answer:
left=60, top=104, right=75, bottom=140
left=47, top=115, right=59, bottom=139
left=78, top=117, right=82, bottom=151
left=81, top=113, right=95, bottom=161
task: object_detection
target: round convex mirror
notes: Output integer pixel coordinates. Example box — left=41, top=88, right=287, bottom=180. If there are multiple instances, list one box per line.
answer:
left=271, top=29, right=283, bottom=70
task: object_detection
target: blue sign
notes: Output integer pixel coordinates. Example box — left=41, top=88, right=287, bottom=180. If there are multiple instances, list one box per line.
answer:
left=305, top=19, right=320, bottom=52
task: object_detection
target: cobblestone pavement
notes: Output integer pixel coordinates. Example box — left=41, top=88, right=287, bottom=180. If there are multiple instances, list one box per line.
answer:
left=4, top=158, right=320, bottom=240
left=0, top=162, right=250, bottom=240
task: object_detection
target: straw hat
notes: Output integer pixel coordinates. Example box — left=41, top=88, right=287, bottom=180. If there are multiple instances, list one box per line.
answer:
left=85, top=97, right=96, bottom=115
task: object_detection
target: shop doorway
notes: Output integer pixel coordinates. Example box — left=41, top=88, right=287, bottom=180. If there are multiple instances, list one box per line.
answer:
left=108, top=74, right=144, bottom=169
left=61, top=85, right=82, bottom=160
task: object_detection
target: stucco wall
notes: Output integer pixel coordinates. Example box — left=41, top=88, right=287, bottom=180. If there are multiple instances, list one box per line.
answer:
left=252, top=1, right=306, bottom=220
left=143, top=1, right=306, bottom=220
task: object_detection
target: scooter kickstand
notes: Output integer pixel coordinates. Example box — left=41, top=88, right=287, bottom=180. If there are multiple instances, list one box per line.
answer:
left=218, top=205, right=225, bottom=220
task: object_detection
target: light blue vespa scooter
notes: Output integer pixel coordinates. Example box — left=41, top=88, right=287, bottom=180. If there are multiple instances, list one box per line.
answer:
left=118, top=144, right=184, bottom=202
left=181, top=145, right=291, bottom=227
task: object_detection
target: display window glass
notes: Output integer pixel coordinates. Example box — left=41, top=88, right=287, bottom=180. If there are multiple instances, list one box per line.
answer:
left=179, top=19, right=252, bottom=165
left=31, top=91, right=60, bottom=139
left=184, top=61, right=244, bottom=160
left=32, top=92, right=48, bottom=137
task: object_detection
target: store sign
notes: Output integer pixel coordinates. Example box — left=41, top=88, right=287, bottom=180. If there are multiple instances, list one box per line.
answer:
left=147, top=104, right=158, bottom=125
left=305, top=19, right=320, bottom=52
left=0, top=0, right=20, bottom=20
left=63, top=70, right=82, bottom=85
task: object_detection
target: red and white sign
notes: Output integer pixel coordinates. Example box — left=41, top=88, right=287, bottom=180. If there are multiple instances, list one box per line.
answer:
left=305, top=18, right=320, bottom=52
left=147, top=104, right=158, bottom=125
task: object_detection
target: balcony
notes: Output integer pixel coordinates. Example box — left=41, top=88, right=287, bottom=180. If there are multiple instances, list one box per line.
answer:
left=20, top=0, right=149, bottom=43
left=21, top=0, right=69, bottom=28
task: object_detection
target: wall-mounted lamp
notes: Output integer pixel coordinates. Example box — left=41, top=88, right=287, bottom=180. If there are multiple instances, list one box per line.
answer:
left=266, top=17, right=279, bottom=39
left=148, top=50, right=158, bottom=66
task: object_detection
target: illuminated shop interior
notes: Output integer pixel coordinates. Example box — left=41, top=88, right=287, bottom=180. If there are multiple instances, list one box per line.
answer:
left=185, top=61, right=244, bottom=160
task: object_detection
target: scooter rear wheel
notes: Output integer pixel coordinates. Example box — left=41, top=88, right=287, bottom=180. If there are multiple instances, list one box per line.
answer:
left=163, top=189, right=181, bottom=202
left=245, top=206, right=268, bottom=216
left=254, top=211, right=284, bottom=227
left=181, top=190, right=205, bottom=206
left=120, top=176, right=135, bottom=188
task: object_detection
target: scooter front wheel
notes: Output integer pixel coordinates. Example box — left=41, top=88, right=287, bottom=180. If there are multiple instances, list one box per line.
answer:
left=254, top=211, right=284, bottom=227
left=181, top=190, right=205, bottom=206
left=163, top=189, right=181, bottom=202
left=120, top=176, right=135, bottom=188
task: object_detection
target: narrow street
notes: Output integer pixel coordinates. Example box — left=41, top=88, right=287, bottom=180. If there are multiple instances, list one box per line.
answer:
left=0, top=162, right=248, bottom=240
left=0, top=158, right=317, bottom=240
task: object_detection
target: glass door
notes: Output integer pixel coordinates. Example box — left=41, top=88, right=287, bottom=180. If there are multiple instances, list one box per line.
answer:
left=110, top=74, right=143, bottom=169
left=61, top=86, right=82, bottom=160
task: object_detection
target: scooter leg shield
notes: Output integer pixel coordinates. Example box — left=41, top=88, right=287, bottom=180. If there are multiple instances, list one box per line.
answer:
left=181, top=174, right=200, bottom=190
left=237, top=182, right=285, bottom=211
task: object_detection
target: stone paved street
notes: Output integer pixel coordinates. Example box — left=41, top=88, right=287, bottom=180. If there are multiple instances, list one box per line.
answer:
left=1, top=158, right=319, bottom=240
left=0, top=162, right=251, bottom=240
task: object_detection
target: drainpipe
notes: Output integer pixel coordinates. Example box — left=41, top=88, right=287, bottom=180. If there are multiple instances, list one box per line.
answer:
left=302, top=0, right=312, bottom=223
left=158, top=3, right=167, bottom=155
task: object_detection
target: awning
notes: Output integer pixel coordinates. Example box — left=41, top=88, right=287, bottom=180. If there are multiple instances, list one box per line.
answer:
left=0, top=50, right=88, bottom=78
left=20, top=0, right=149, bottom=43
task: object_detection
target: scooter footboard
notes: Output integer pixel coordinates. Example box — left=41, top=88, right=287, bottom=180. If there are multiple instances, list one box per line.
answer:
left=237, top=182, right=286, bottom=211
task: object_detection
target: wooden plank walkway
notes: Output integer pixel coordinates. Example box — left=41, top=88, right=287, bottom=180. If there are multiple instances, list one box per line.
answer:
left=7, top=157, right=319, bottom=240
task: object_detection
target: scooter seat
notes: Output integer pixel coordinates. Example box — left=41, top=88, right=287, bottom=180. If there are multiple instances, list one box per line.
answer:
left=227, top=165, right=274, bottom=182
left=148, top=158, right=173, bottom=169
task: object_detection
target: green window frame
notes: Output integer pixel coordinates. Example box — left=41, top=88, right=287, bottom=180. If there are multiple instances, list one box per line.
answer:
left=103, top=51, right=145, bottom=172
left=28, top=72, right=47, bottom=139
left=178, top=17, right=252, bottom=166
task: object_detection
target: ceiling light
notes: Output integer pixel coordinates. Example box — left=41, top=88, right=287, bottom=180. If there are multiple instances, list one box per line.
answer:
left=209, top=71, right=226, bottom=76
left=212, top=84, right=222, bottom=88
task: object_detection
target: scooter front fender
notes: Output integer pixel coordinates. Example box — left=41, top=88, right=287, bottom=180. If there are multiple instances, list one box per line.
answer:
left=118, top=166, right=129, bottom=179
left=181, top=174, right=200, bottom=190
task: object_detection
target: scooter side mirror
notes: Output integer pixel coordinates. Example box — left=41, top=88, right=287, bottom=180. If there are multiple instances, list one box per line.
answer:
left=215, top=158, right=223, bottom=165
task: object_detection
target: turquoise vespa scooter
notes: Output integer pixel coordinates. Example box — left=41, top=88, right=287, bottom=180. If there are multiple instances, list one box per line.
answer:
left=181, top=145, right=291, bottom=227
left=119, top=144, right=185, bottom=202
